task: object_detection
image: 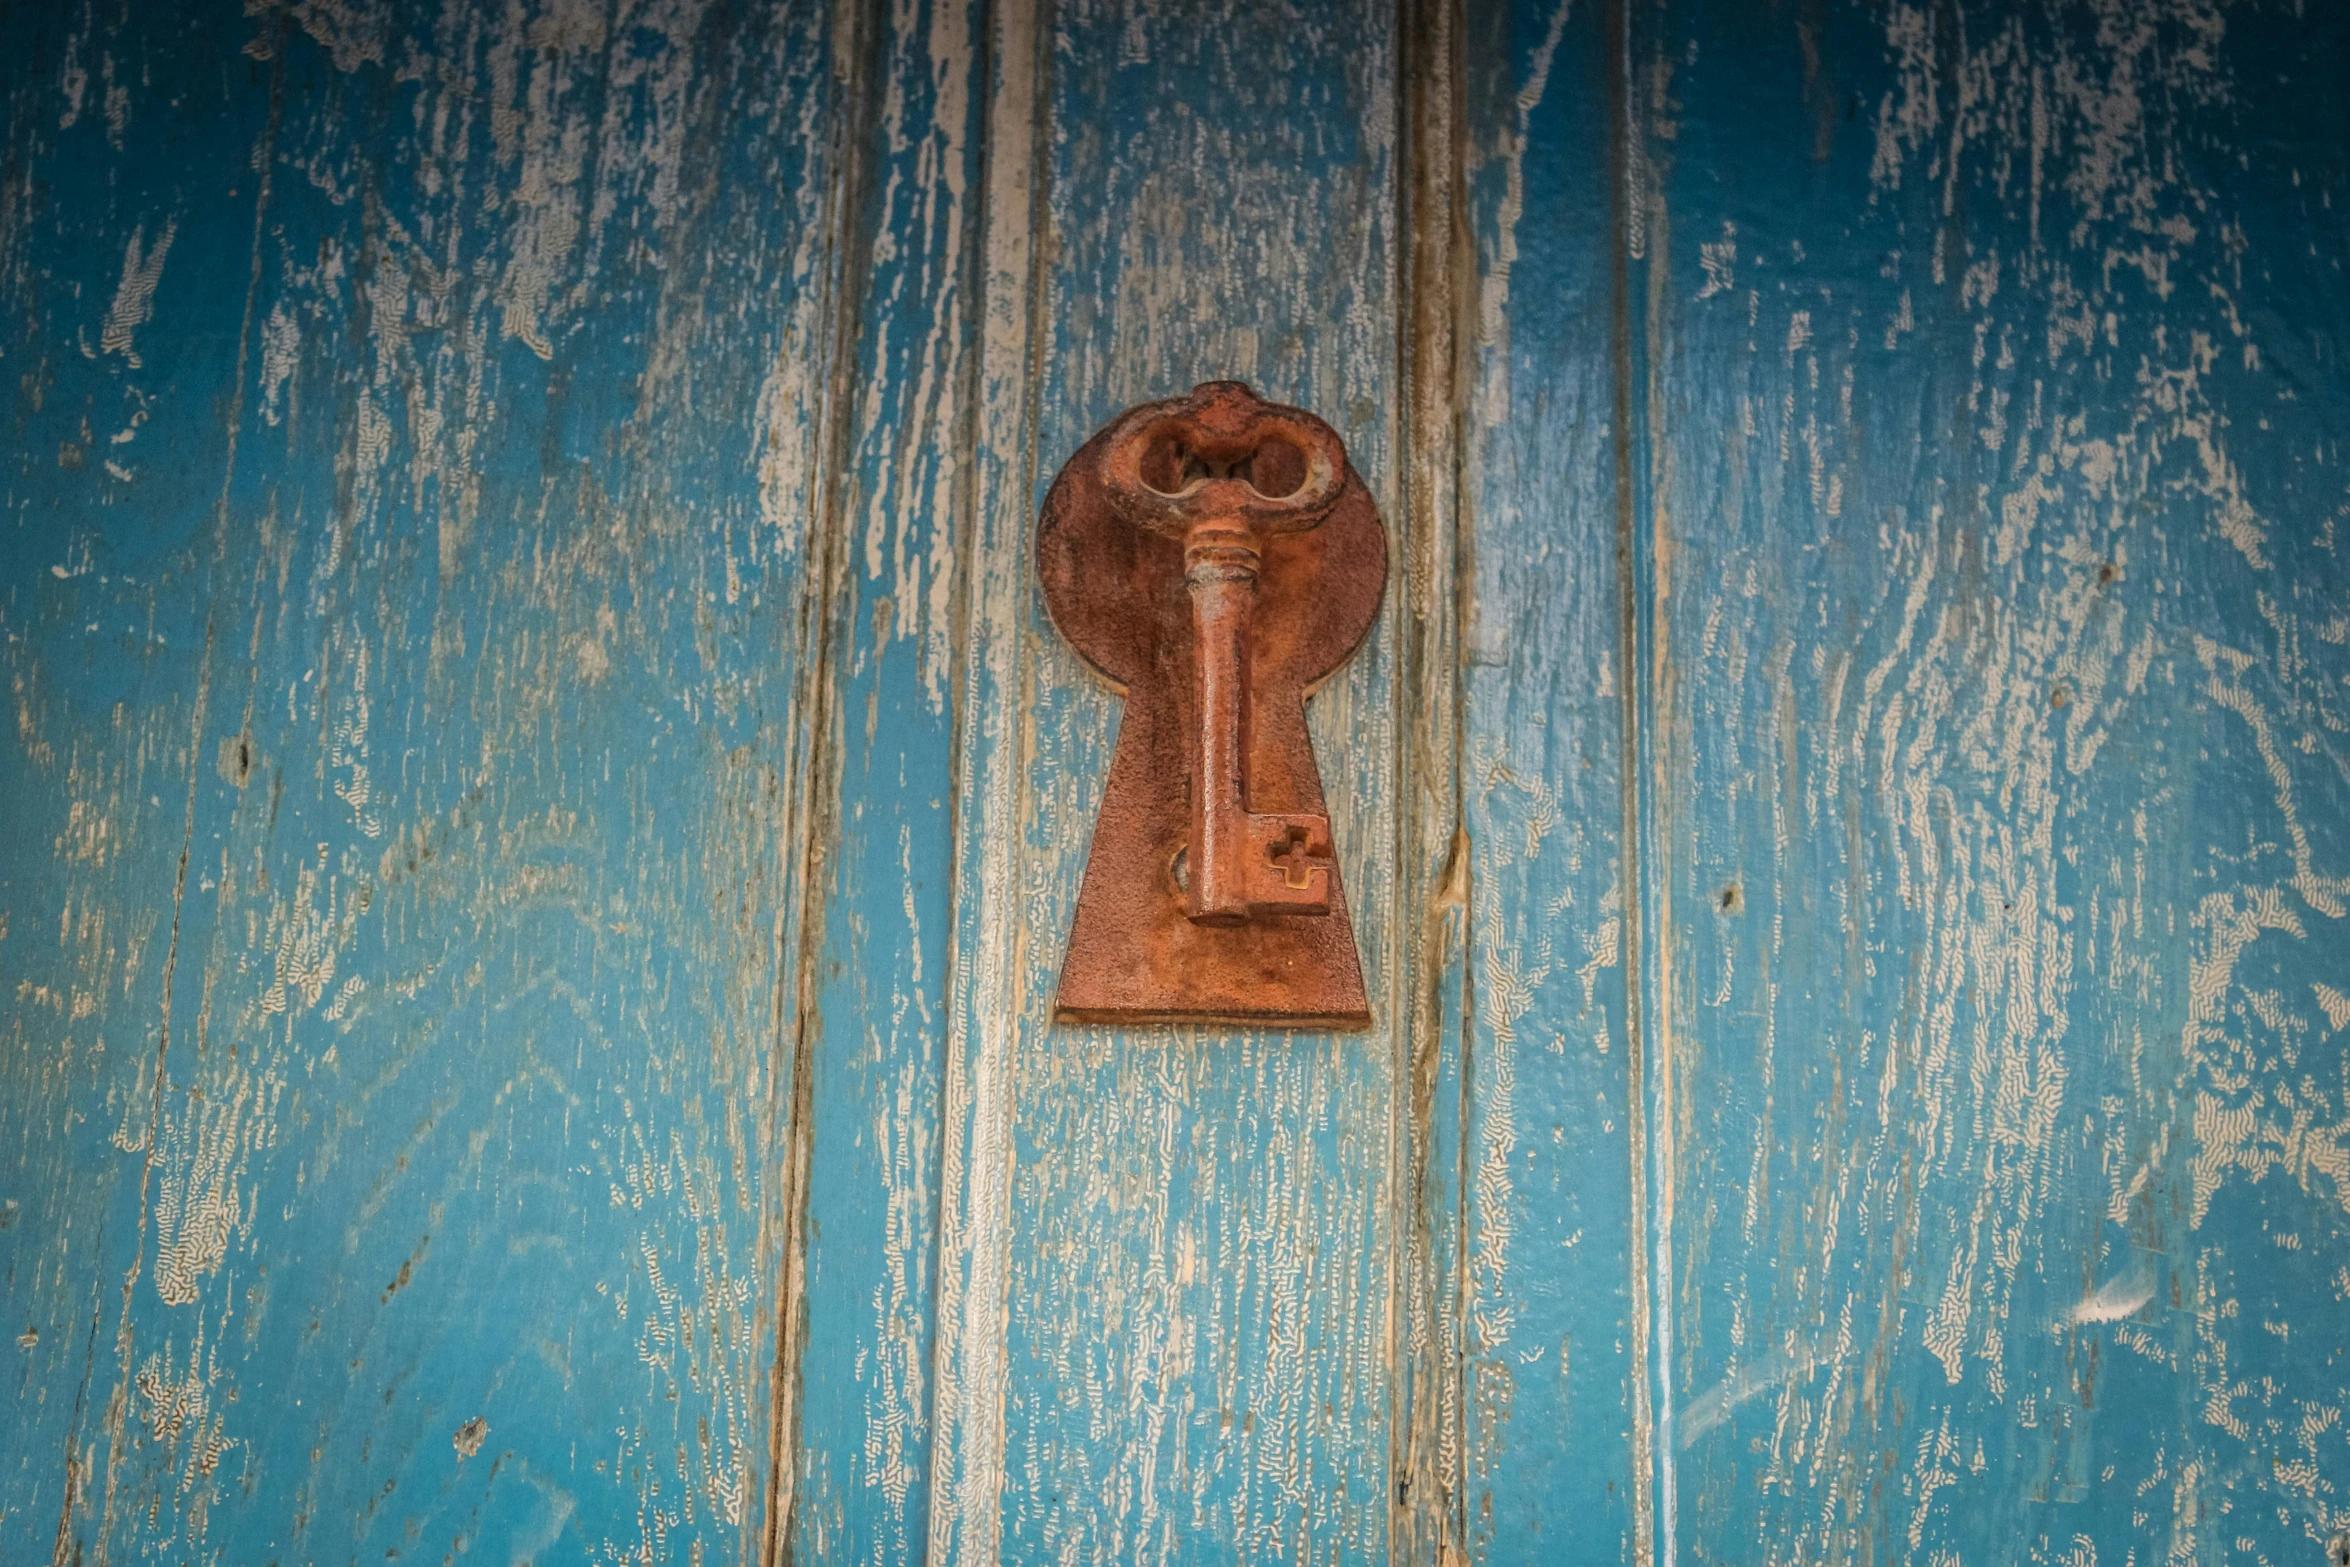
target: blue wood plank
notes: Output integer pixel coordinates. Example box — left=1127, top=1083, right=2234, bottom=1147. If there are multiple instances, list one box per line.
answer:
left=2, top=0, right=850, bottom=1557
left=784, top=0, right=984, bottom=1560
left=0, top=5, right=278, bottom=1551
left=926, top=0, right=1427, bottom=1560
left=1627, top=2, right=2350, bottom=1562
left=1448, top=0, right=1650, bottom=1556
left=17, top=4, right=2338, bottom=1564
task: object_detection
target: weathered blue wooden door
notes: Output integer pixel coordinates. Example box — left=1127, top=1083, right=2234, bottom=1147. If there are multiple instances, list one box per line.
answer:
left=4, top=0, right=2344, bottom=1563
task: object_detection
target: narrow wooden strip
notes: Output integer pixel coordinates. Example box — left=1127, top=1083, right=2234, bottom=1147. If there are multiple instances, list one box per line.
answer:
left=1445, top=0, right=1649, bottom=1557
left=927, top=0, right=1046, bottom=1558
left=1392, top=0, right=1473, bottom=1554
left=782, top=0, right=986, bottom=1558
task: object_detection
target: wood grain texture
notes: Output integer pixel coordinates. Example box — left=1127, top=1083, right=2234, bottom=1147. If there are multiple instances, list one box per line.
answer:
left=1391, top=0, right=1476, bottom=1554
left=1, top=0, right=846, bottom=1557
left=1447, top=0, right=1650, bottom=1558
left=12, top=0, right=2341, bottom=1561
left=926, top=0, right=1420, bottom=1560
left=1628, top=2, right=2350, bottom=1562
left=784, top=0, right=982, bottom=1561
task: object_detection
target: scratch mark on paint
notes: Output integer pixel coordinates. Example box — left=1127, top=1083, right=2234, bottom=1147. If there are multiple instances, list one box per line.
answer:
left=1676, top=1341, right=1825, bottom=1449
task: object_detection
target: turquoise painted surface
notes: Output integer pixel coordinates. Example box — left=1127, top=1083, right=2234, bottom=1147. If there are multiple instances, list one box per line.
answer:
left=1449, top=0, right=1646, bottom=1558
left=923, top=0, right=1431, bottom=1560
left=6, top=0, right=2343, bottom=1562
left=786, top=0, right=982, bottom=1560
left=1618, top=2, right=2350, bottom=1563
left=2, top=0, right=846, bottom=1557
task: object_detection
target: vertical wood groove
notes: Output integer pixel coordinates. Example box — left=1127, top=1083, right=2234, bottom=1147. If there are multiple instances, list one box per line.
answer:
left=763, top=0, right=890, bottom=1554
left=1608, top=2, right=1669, bottom=1564
left=1394, top=0, right=1473, bottom=1555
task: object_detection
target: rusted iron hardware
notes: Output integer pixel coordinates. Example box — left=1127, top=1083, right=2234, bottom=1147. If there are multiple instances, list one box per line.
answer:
left=1039, top=381, right=1387, bottom=1026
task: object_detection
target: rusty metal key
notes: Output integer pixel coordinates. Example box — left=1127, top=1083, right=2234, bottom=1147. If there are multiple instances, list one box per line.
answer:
left=1038, top=382, right=1388, bottom=1026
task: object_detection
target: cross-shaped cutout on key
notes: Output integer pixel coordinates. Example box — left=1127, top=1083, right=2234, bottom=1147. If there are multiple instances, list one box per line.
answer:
left=1268, top=824, right=1321, bottom=890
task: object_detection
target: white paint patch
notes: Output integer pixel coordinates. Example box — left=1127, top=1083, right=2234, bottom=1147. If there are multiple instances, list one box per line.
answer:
left=849, top=0, right=975, bottom=711
left=258, top=300, right=299, bottom=425
left=152, top=1062, right=283, bottom=1307
left=2065, top=1264, right=2156, bottom=1326
left=1474, top=0, right=1573, bottom=427
left=100, top=218, right=176, bottom=367
left=273, top=0, right=389, bottom=74
left=1695, top=220, right=1737, bottom=301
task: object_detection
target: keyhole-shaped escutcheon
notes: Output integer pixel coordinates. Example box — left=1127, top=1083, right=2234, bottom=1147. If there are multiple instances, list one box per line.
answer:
left=1038, top=382, right=1388, bottom=1026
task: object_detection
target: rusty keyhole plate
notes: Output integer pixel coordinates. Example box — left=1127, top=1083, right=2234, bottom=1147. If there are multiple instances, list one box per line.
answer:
left=1039, top=381, right=1387, bottom=1027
